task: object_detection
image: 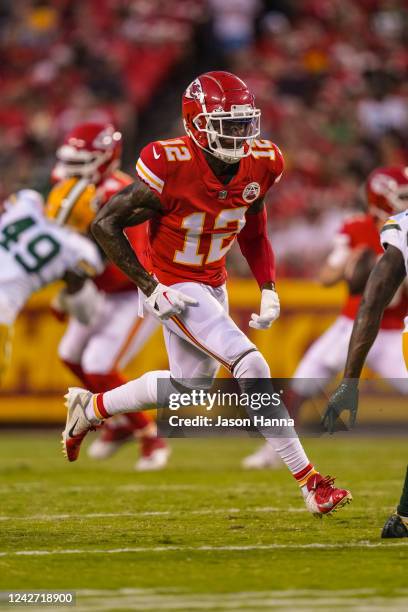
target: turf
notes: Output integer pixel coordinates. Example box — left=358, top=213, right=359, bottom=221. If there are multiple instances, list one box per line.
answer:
left=0, top=431, right=407, bottom=610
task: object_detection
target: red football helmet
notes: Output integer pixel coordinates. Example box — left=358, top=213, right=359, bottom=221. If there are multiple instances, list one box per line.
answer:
left=366, top=166, right=408, bottom=219
left=53, top=123, right=122, bottom=183
left=182, top=71, right=261, bottom=164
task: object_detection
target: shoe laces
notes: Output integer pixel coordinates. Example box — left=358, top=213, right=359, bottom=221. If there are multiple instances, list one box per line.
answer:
left=316, top=475, right=336, bottom=492
left=309, top=474, right=336, bottom=492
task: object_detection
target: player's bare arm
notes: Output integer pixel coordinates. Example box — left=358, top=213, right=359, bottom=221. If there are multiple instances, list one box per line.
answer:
left=343, top=244, right=405, bottom=379
left=323, top=244, right=405, bottom=432
left=92, top=180, right=198, bottom=319
left=92, top=181, right=162, bottom=296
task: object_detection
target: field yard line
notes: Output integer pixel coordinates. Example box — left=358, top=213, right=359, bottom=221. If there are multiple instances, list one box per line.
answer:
left=68, top=592, right=408, bottom=611
left=0, top=483, right=288, bottom=494
left=76, top=588, right=378, bottom=597
left=1, top=541, right=408, bottom=557
left=0, top=506, right=306, bottom=522
left=0, top=483, right=203, bottom=493
left=0, top=505, right=396, bottom=522
left=45, top=588, right=408, bottom=612
left=67, top=596, right=408, bottom=612
left=69, top=597, right=408, bottom=611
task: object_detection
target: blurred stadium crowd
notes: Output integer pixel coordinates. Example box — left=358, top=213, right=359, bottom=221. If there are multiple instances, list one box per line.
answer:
left=0, top=0, right=204, bottom=196
left=0, top=0, right=407, bottom=276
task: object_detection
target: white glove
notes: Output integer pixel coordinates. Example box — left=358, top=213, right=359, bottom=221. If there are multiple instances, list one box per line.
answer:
left=59, top=280, right=105, bottom=325
left=144, top=282, right=198, bottom=320
left=249, top=288, right=280, bottom=330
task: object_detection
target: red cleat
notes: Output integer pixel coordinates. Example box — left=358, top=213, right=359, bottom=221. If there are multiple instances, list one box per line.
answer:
left=304, top=473, right=352, bottom=517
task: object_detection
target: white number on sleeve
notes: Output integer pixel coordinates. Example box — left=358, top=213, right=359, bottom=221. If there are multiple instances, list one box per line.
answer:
left=251, top=139, right=276, bottom=160
left=164, top=146, right=192, bottom=162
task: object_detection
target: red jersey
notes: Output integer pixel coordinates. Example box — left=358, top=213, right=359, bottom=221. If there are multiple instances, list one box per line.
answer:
left=339, top=213, right=407, bottom=329
left=94, top=170, right=149, bottom=293
left=135, top=136, right=283, bottom=286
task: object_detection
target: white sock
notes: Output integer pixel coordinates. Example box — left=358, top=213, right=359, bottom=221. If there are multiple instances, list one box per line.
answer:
left=85, top=370, right=170, bottom=421
left=233, top=351, right=314, bottom=488
left=265, top=437, right=311, bottom=477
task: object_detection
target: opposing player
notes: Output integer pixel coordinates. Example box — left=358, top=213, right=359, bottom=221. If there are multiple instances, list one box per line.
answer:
left=50, top=122, right=169, bottom=471
left=0, top=189, right=103, bottom=380
left=244, top=167, right=408, bottom=469
left=62, top=71, right=352, bottom=516
left=322, top=166, right=408, bottom=537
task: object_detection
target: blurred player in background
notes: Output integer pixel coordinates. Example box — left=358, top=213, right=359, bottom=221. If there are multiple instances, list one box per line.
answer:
left=63, top=71, right=352, bottom=517
left=48, top=122, right=169, bottom=471
left=323, top=166, right=408, bottom=537
left=244, top=166, right=408, bottom=469
left=0, top=189, right=103, bottom=381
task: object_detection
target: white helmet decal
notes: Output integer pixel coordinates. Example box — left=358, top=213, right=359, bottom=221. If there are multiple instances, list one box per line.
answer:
left=185, top=78, right=205, bottom=105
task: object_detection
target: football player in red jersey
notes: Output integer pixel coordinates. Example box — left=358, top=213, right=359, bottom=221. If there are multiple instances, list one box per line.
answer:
left=322, top=166, right=408, bottom=537
left=51, top=122, right=169, bottom=471
left=62, top=72, right=352, bottom=517
left=244, top=165, right=408, bottom=469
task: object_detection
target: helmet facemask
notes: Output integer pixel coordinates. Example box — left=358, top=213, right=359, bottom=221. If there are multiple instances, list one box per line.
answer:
left=54, top=146, right=119, bottom=183
left=54, top=125, right=122, bottom=183
left=189, top=105, right=261, bottom=164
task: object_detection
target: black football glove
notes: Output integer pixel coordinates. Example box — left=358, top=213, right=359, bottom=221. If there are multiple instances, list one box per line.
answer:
left=322, top=380, right=359, bottom=434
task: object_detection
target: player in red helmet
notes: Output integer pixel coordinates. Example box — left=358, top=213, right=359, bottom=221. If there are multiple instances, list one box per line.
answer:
left=366, top=166, right=408, bottom=219
left=244, top=165, right=408, bottom=469
left=323, top=166, right=408, bottom=537
left=182, top=72, right=260, bottom=164
left=53, top=123, right=122, bottom=184
left=51, top=122, right=169, bottom=471
left=62, top=71, right=352, bottom=518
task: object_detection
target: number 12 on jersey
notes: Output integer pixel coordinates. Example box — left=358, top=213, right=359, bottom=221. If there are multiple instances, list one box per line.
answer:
left=174, top=207, right=246, bottom=266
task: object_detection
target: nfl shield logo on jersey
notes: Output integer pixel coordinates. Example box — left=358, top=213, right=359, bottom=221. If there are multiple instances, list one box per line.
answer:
left=242, top=182, right=260, bottom=203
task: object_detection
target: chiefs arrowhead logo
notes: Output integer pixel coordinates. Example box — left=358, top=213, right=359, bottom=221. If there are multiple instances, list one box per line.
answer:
left=185, top=78, right=205, bottom=104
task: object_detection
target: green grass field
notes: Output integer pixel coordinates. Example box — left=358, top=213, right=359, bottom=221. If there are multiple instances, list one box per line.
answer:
left=0, top=431, right=408, bottom=611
